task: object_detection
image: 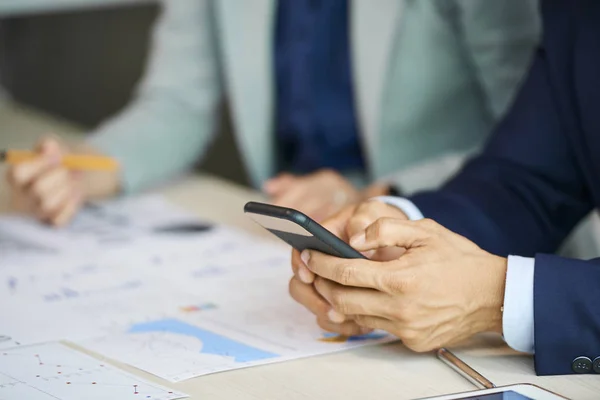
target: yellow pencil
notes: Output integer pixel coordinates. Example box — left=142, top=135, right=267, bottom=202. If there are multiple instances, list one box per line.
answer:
left=0, top=149, right=119, bottom=171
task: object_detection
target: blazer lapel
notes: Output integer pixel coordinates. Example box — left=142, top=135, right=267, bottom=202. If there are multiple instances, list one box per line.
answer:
left=351, top=0, right=402, bottom=172
left=215, top=0, right=276, bottom=187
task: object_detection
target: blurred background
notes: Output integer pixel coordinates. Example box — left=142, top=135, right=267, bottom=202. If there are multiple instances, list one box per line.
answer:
left=0, top=0, right=249, bottom=186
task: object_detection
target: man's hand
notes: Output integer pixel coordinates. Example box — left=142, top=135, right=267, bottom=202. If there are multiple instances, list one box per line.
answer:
left=289, top=199, right=408, bottom=336
left=299, top=217, right=507, bottom=352
left=264, top=169, right=360, bottom=222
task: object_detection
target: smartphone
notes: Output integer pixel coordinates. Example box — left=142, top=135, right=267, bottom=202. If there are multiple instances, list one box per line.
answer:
left=243, top=201, right=365, bottom=259
left=419, top=384, right=567, bottom=400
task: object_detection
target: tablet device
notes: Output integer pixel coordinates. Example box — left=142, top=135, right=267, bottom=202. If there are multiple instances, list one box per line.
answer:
left=420, top=384, right=567, bottom=400
left=244, top=201, right=365, bottom=259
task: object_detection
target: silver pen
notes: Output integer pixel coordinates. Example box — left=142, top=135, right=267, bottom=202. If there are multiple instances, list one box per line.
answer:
left=437, top=347, right=496, bottom=389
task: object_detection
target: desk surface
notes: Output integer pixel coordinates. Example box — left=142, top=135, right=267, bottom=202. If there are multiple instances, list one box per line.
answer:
left=1, top=102, right=596, bottom=399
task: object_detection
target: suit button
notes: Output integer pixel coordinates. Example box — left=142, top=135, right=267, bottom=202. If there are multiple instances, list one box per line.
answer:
left=593, top=357, right=600, bottom=374
left=572, top=356, right=592, bottom=373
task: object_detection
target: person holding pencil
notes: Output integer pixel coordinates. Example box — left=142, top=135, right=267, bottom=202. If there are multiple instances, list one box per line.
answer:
left=3, top=139, right=120, bottom=226
left=5, top=0, right=539, bottom=226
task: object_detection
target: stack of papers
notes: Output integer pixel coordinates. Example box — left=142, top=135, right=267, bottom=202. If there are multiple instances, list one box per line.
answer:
left=1, top=195, right=395, bottom=389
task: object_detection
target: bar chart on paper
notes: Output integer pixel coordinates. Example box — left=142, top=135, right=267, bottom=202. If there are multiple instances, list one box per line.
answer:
left=0, top=343, right=186, bottom=400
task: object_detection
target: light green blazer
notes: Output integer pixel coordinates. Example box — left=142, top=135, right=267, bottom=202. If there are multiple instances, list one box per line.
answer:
left=91, top=0, right=540, bottom=194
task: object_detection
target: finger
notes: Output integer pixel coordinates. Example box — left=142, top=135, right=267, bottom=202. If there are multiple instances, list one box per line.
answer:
left=369, top=246, right=407, bottom=262
left=37, top=183, right=72, bottom=220
left=316, top=317, right=370, bottom=337
left=313, top=277, right=393, bottom=318
left=353, top=314, right=397, bottom=333
left=302, top=250, right=380, bottom=289
left=263, top=173, right=295, bottom=195
left=350, top=218, right=433, bottom=251
left=8, top=153, right=59, bottom=189
left=346, top=200, right=406, bottom=240
left=288, top=277, right=330, bottom=317
left=293, top=249, right=315, bottom=284
left=27, top=168, right=70, bottom=201
left=320, top=205, right=357, bottom=241
left=7, top=136, right=63, bottom=188
left=51, top=192, right=82, bottom=227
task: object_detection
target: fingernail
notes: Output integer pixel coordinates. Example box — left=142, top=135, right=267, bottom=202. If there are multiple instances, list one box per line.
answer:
left=300, top=250, right=310, bottom=266
left=328, top=309, right=346, bottom=323
left=350, top=233, right=365, bottom=247
left=298, top=265, right=314, bottom=284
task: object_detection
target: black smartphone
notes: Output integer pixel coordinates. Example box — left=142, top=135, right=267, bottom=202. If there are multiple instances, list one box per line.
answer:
left=244, top=201, right=366, bottom=259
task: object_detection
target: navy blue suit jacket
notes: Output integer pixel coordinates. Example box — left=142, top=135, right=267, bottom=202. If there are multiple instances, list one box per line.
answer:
left=409, top=0, right=600, bottom=376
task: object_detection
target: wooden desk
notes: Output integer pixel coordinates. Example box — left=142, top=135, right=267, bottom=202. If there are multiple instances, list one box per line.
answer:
left=1, top=102, right=595, bottom=399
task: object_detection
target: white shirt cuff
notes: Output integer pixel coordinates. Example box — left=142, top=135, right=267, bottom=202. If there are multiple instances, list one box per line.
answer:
left=503, top=255, right=535, bottom=353
left=373, top=196, right=424, bottom=221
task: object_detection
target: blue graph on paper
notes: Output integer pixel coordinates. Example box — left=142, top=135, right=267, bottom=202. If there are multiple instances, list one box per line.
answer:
left=129, top=319, right=278, bottom=363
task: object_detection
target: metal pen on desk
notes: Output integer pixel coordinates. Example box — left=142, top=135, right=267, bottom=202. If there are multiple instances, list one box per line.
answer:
left=437, top=348, right=495, bottom=390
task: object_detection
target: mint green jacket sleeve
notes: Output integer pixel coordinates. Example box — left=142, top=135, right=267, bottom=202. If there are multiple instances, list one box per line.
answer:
left=451, top=0, right=541, bottom=120
left=385, top=0, right=541, bottom=194
left=88, top=0, right=222, bottom=193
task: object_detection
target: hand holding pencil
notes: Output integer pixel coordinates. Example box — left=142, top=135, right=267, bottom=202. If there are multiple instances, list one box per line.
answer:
left=4, top=137, right=119, bottom=226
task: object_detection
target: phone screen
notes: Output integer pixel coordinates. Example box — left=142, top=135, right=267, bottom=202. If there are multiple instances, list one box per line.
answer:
left=459, top=391, right=532, bottom=400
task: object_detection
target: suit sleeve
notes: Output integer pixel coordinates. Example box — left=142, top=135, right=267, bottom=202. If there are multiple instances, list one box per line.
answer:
left=409, top=46, right=598, bottom=375
left=409, top=49, right=594, bottom=257
left=89, top=0, right=222, bottom=193
left=533, top=254, right=600, bottom=375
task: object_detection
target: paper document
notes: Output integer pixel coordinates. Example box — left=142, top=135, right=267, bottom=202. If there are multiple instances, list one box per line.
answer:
left=0, top=342, right=187, bottom=400
left=1, top=195, right=396, bottom=382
